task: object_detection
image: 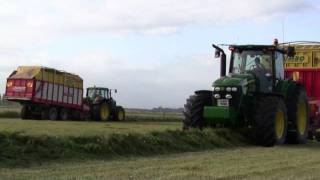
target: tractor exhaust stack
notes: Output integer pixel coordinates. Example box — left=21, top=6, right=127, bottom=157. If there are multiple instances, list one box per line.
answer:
left=212, top=44, right=226, bottom=77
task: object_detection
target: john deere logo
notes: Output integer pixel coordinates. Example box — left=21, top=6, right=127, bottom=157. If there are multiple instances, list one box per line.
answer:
left=285, top=55, right=308, bottom=63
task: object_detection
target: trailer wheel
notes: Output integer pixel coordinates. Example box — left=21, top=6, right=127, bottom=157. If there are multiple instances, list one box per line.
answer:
left=253, top=96, right=288, bottom=147
left=286, top=86, right=309, bottom=144
left=183, top=91, right=212, bottom=130
left=48, top=107, right=58, bottom=120
left=59, top=108, right=69, bottom=121
left=115, top=106, right=125, bottom=121
left=21, top=105, right=31, bottom=120
left=40, top=109, right=48, bottom=120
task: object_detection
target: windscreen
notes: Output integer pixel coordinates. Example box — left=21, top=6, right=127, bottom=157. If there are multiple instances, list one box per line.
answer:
left=232, top=50, right=272, bottom=74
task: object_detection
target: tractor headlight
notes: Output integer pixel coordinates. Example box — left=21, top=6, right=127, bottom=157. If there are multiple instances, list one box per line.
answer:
left=226, top=87, right=232, bottom=92
left=225, top=94, right=232, bottom=99
left=214, top=87, right=221, bottom=92
left=214, top=94, right=221, bottom=99
left=231, top=87, right=238, bottom=92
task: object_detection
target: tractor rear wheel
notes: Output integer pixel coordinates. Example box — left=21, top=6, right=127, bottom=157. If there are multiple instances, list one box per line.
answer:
left=183, top=91, right=212, bottom=129
left=253, top=96, right=288, bottom=147
left=115, top=106, right=125, bottom=121
left=286, top=86, right=309, bottom=144
left=48, top=107, right=58, bottom=120
left=93, top=102, right=110, bottom=121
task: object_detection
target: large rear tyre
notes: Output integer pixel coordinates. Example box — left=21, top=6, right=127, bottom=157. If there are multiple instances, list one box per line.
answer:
left=114, top=106, right=125, bottom=121
left=253, top=96, right=288, bottom=147
left=286, top=86, right=309, bottom=144
left=183, top=90, right=212, bottom=129
left=48, top=107, right=58, bottom=120
left=93, top=102, right=110, bottom=121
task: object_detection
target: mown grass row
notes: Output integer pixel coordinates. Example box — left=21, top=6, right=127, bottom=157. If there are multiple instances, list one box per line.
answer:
left=0, top=129, right=249, bottom=167
left=0, top=111, right=20, bottom=118
left=0, top=110, right=182, bottom=122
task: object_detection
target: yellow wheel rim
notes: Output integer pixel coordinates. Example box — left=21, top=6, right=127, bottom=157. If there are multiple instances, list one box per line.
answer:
left=275, top=110, right=285, bottom=139
left=100, top=104, right=110, bottom=121
left=297, top=102, right=307, bottom=135
left=118, top=110, right=124, bottom=121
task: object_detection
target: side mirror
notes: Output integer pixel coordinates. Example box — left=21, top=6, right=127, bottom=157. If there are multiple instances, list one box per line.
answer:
left=215, top=50, right=221, bottom=58
left=115, top=89, right=117, bottom=93
left=287, top=46, right=295, bottom=57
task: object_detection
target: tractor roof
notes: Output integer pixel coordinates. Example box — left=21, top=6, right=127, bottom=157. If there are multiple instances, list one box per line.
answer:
left=230, top=45, right=277, bottom=50
left=229, top=44, right=288, bottom=54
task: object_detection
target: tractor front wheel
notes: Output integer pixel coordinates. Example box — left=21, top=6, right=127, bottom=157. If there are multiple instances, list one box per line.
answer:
left=183, top=91, right=212, bottom=129
left=115, top=106, right=125, bottom=121
left=253, top=96, right=288, bottom=147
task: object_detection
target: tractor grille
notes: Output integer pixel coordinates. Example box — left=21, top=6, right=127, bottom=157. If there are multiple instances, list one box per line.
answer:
left=212, top=88, right=242, bottom=108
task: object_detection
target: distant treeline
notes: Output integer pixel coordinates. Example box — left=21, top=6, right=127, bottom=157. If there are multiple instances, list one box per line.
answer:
left=126, top=107, right=183, bottom=113
left=151, top=106, right=184, bottom=113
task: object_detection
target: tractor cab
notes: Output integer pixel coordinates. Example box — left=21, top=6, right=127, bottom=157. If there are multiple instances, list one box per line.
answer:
left=86, top=87, right=110, bottom=102
left=86, top=87, right=117, bottom=104
left=227, top=45, right=287, bottom=93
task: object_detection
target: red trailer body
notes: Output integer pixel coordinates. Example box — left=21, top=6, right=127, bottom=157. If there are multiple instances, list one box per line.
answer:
left=284, top=45, right=320, bottom=134
left=5, top=78, right=83, bottom=110
left=4, top=66, right=89, bottom=120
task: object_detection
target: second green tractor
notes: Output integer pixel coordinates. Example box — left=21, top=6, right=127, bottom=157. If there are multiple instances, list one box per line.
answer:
left=85, top=87, right=125, bottom=121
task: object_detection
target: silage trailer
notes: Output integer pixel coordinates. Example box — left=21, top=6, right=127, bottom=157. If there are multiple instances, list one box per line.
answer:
left=4, top=66, right=125, bottom=121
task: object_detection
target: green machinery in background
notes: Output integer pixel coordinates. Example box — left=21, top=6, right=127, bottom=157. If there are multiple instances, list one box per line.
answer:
left=85, top=87, right=125, bottom=121
left=183, top=40, right=309, bottom=147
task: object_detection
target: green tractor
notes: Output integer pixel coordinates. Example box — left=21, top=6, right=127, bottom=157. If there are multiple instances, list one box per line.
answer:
left=183, top=40, right=309, bottom=146
left=85, top=87, right=125, bottom=121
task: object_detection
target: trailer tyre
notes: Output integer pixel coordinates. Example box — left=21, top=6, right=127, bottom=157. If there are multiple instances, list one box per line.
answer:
left=59, top=108, right=69, bottom=121
left=253, top=96, right=288, bottom=147
left=48, top=107, right=58, bottom=120
left=115, top=106, right=125, bottom=121
left=286, top=86, right=309, bottom=144
left=183, top=90, right=212, bottom=130
left=21, top=105, right=31, bottom=120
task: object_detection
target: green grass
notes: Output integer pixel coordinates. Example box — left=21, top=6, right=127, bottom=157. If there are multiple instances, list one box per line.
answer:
left=0, top=118, right=181, bottom=137
left=1, top=144, right=320, bottom=179
left=0, top=128, right=247, bottom=167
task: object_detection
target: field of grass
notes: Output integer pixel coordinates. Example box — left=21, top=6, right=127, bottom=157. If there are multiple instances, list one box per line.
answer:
left=0, top=118, right=181, bottom=137
left=1, top=106, right=320, bottom=179
left=1, top=144, right=320, bottom=179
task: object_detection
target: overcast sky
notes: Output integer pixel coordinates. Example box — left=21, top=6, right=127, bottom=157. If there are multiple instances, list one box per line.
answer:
left=0, top=0, right=319, bottom=108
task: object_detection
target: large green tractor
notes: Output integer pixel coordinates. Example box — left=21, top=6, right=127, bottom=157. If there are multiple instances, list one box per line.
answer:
left=184, top=41, right=309, bottom=146
left=85, top=87, right=125, bottom=121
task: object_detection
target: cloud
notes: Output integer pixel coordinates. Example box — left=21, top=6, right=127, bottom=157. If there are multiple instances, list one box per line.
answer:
left=0, top=0, right=317, bottom=108
left=0, top=0, right=313, bottom=46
